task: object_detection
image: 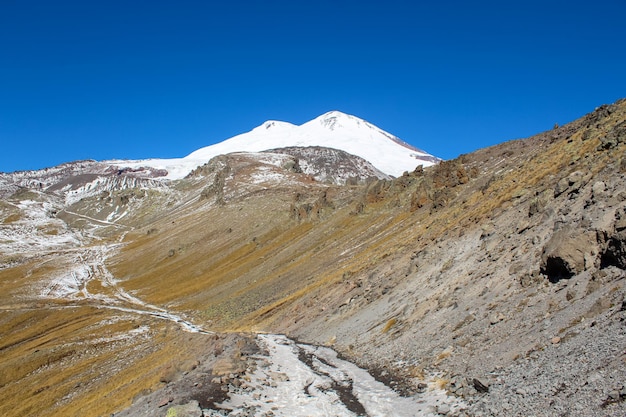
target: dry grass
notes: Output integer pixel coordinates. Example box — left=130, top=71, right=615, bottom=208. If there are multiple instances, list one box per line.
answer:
left=434, top=347, right=453, bottom=365
left=381, top=318, right=398, bottom=333
left=0, top=303, right=215, bottom=417
left=407, top=365, right=426, bottom=380
left=432, top=377, right=450, bottom=390
left=2, top=212, right=22, bottom=223
left=109, top=186, right=418, bottom=333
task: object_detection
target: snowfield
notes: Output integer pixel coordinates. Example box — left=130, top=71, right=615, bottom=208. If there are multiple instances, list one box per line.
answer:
left=212, top=334, right=465, bottom=417
left=110, top=111, right=439, bottom=179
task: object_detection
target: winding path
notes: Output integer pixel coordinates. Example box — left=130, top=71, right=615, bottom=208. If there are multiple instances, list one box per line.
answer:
left=14, top=205, right=463, bottom=416
left=35, top=238, right=211, bottom=334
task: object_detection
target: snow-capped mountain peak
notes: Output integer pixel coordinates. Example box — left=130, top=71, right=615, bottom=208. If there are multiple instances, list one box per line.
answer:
left=316, top=110, right=351, bottom=130
left=110, top=111, right=440, bottom=180
left=254, top=120, right=296, bottom=132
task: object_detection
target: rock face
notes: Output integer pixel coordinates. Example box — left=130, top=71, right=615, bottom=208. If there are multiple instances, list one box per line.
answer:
left=600, top=207, right=626, bottom=269
left=0, top=159, right=166, bottom=202
left=602, top=231, right=626, bottom=269
left=266, top=146, right=391, bottom=184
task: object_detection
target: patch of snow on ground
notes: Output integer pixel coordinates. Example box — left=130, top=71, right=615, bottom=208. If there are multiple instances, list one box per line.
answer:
left=40, top=264, right=90, bottom=298
left=0, top=200, right=80, bottom=256
left=235, top=152, right=293, bottom=168
left=74, top=325, right=152, bottom=347
left=214, top=334, right=464, bottom=416
left=249, top=166, right=293, bottom=186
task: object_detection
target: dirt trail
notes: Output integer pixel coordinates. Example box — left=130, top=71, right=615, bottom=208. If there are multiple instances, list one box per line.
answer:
left=36, top=241, right=213, bottom=334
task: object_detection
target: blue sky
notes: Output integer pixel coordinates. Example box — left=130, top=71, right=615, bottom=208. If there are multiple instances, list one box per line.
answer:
left=1, top=1, right=625, bottom=173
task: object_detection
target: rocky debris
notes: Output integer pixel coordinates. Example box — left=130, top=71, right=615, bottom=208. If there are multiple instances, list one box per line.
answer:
left=158, top=397, right=173, bottom=407
left=290, top=189, right=336, bottom=221
left=553, top=170, right=588, bottom=198
left=598, top=120, right=626, bottom=150
left=197, top=157, right=231, bottom=205
left=601, top=231, right=626, bottom=269
left=465, top=304, right=626, bottom=416
left=114, top=334, right=258, bottom=417
left=489, top=312, right=505, bottom=325
left=266, top=146, right=390, bottom=185
left=601, top=384, right=626, bottom=408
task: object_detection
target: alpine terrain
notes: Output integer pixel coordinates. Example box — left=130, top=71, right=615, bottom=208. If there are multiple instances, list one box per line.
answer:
left=109, top=110, right=440, bottom=180
left=1, top=103, right=626, bottom=417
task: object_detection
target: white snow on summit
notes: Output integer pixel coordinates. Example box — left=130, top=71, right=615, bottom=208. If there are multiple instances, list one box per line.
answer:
left=111, top=111, right=439, bottom=180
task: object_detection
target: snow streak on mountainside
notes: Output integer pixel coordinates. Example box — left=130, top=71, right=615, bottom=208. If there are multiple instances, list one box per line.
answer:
left=0, top=160, right=167, bottom=205
left=111, top=111, right=440, bottom=179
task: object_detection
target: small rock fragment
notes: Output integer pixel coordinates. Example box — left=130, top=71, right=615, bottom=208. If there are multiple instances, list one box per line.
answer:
left=473, top=378, right=489, bottom=393
left=437, top=403, right=451, bottom=415
left=158, top=397, right=172, bottom=407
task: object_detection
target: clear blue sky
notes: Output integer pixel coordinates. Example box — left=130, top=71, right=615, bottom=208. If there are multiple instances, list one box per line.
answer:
left=2, top=1, right=625, bottom=173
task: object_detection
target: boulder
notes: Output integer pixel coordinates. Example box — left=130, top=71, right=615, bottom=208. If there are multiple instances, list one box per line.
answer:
left=165, top=400, right=202, bottom=417
left=553, top=171, right=585, bottom=198
left=540, top=228, right=598, bottom=282
left=598, top=120, right=626, bottom=150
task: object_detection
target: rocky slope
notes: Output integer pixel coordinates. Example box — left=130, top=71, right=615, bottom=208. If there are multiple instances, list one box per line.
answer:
left=1, top=100, right=625, bottom=416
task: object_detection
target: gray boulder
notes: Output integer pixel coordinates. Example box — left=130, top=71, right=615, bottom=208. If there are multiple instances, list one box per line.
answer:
left=541, top=228, right=597, bottom=282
